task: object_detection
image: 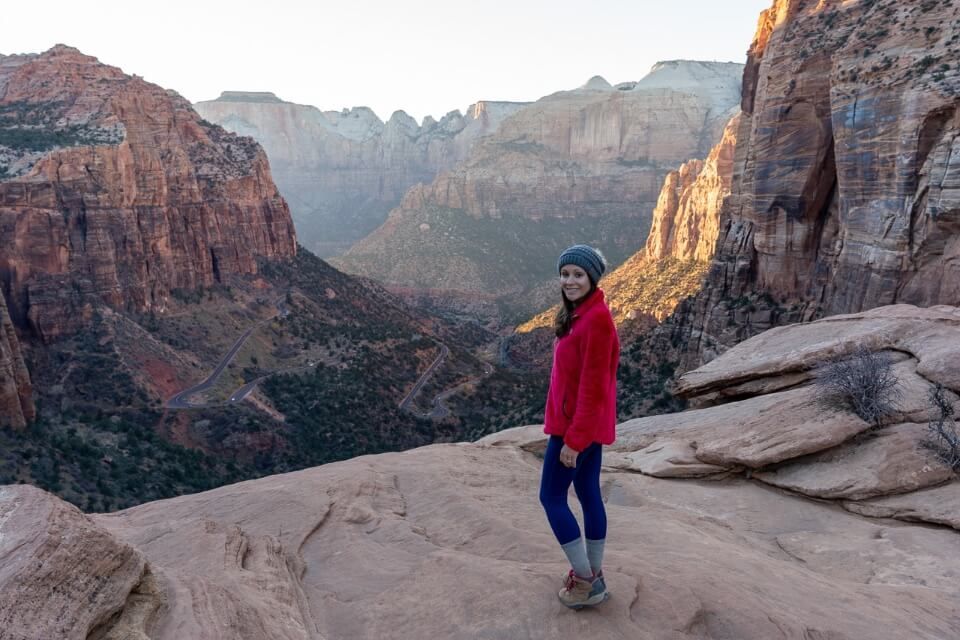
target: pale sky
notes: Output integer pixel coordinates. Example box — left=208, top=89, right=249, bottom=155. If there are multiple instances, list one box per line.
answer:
left=4, top=0, right=771, bottom=123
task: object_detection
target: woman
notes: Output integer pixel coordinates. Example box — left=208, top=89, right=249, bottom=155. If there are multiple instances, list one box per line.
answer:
left=539, top=244, right=620, bottom=609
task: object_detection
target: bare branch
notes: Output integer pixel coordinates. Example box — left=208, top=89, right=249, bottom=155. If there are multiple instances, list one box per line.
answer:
left=924, top=384, right=960, bottom=472
left=813, top=346, right=901, bottom=427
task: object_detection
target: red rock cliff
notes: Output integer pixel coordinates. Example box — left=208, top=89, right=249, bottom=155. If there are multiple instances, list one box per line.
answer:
left=683, top=0, right=960, bottom=364
left=645, top=114, right=740, bottom=265
left=0, top=290, right=33, bottom=427
left=0, top=46, right=297, bottom=341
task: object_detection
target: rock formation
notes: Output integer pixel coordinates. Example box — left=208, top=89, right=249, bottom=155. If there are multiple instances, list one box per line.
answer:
left=0, top=290, right=32, bottom=428
left=642, top=304, right=960, bottom=476
left=332, top=61, right=744, bottom=324
left=643, top=113, right=739, bottom=265
left=0, top=485, right=155, bottom=639
left=598, top=112, right=741, bottom=328
left=2, top=303, right=959, bottom=638
left=0, top=46, right=297, bottom=341
left=681, top=0, right=960, bottom=364
left=195, top=93, right=524, bottom=256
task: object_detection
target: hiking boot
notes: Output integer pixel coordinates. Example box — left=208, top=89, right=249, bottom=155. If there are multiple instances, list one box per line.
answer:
left=558, top=570, right=608, bottom=609
left=594, top=569, right=606, bottom=593
left=560, top=569, right=606, bottom=593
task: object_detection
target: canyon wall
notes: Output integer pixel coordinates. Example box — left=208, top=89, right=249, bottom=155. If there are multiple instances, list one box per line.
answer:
left=333, top=61, right=744, bottom=324
left=681, top=0, right=960, bottom=364
left=0, top=46, right=297, bottom=341
left=644, top=114, right=740, bottom=265
left=195, top=93, right=524, bottom=256
left=0, top=290, right=32, bottom=427
left=603, top=113, right=741, bottom=328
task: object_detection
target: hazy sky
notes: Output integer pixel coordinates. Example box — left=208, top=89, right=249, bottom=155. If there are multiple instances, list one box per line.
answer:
left=4, top=0, right=771, bottom=122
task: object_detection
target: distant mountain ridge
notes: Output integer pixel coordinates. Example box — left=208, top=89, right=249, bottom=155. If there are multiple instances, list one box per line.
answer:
left=331, top=60, right=744, bottom=324
left=195, top=94, right=527, bottom=256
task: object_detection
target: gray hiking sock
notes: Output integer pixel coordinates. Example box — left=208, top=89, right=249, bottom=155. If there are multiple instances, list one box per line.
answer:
left=561, top=537, right=593, bottom=579
left=586, top=538, right=605, bottom=574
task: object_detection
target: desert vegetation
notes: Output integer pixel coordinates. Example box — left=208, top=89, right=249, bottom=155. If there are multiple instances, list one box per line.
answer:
left=925, top=384, right=960, bottom=472
left=0, top=246, right=542, bottom=511
left=0, top=312, right=257, bottom=512
left=814, top=347, right=901, bottom=427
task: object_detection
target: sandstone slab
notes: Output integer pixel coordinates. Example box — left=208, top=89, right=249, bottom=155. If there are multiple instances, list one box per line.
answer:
left=1, top=441, right=958, bottom=638
left=844, top=481, right=960, bottom=532
left=755, top=423, right=955, bottom=501
left=613, top=383, right=870, bottom=471
left=101, top=445, right=960, bottom=638
left=622, top=304, right=960, bottom=531
left=678, top=305, right=960, bottom=398
left=0, top=485, right=153, bottom=640
left=475, top=423, right=546, bottom=454
left=773, top=526, right=960, bottom=592
left=900, top=313, right=960, bottom=394
left=604, top=440, right=728, bottom=478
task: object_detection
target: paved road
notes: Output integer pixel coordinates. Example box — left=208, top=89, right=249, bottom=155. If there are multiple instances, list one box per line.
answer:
left=422, top=362, right=495, bottom=419
left=169, top=298, right=493, bottom=417
left=166, top=296, right=287, bottom=409
left=398, top=343, right=450, bottom=411
left=167, top=325, right=257, bottom=408
left=228, top=376, right=267, bottom=403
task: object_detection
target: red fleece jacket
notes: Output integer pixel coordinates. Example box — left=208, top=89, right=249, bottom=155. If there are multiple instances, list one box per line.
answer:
left=543, top=288, right=620, bottom=452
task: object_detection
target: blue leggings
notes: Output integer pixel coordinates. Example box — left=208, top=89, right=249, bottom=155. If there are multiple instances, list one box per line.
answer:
left=539, top=435, right=606, bottom=545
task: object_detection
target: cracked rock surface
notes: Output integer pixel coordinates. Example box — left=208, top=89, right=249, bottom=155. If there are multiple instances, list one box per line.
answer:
left=1, top=443, right=957, bottom=637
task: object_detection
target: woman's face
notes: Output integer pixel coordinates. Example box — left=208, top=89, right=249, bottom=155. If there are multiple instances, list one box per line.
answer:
left=560, top=264, right=591, bottom=303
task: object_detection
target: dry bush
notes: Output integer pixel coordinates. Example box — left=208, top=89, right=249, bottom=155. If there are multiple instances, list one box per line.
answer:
left=814, top=346, right=900, bottom=426
left=924, top=384, right=960, bottom=472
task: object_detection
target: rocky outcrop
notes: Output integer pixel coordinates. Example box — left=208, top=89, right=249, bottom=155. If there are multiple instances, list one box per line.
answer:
left=644, top=113, right=740, bottom=265
left=681, top=0, right=960, bottom=365
left=195, top=93, right=524, bottom=256
left=623, top=305, right=960, bottom=495
left=0, top=46, right=297, bottom=341
left=0, top=291, right=32, bottom=428
left=0, top=485, right=156, bottom=639
left=4, top=305, right=960, bottom=639
left=332, top=61, right=744, bottom=324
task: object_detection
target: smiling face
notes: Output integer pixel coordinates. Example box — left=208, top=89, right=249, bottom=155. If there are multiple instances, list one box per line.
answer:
left=559, top=264, right=592, bottom=303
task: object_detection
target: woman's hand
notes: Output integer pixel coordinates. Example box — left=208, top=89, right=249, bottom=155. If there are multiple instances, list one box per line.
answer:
left=560, top=444, right=579, bottom=468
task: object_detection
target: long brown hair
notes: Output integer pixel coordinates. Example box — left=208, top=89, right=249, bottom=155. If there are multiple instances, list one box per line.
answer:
left=554, top=278, right=597, bottom=337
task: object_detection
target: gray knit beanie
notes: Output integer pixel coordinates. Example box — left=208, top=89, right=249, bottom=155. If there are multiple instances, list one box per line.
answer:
left=557, top=244, right=607, bottom=284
